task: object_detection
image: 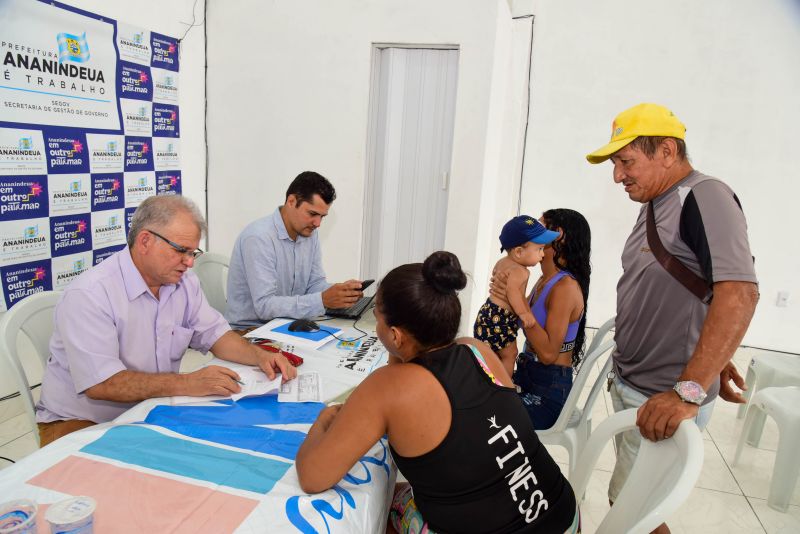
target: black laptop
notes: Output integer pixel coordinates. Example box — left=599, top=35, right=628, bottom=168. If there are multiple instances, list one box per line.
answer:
left=325, top=295, right=375, bottom=320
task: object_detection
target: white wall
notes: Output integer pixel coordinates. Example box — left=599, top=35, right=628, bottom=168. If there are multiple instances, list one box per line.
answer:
left=206, top=0, right=521, bottom=331
left=205, top=0, right=797, bottom=351
left=61, top=0, right=208, bottom=231
left=518, top=0, right=800, bottom=352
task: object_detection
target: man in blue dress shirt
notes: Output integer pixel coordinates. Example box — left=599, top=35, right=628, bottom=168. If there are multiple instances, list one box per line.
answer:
left=225, top=171, right=363, bottom=330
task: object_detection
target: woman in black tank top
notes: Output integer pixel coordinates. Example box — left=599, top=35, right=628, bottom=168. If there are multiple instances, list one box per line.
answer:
left=296, top=251, right=577, bottom=533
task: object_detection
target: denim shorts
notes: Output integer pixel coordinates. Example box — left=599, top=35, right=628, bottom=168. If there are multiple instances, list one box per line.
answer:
left=513, top=353, right=574, bottom=430
left=608, top=375, right=715, bottom=501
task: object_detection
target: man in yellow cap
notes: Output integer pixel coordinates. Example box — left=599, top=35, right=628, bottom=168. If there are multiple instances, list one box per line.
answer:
left=587, top=103, right=759, bottom=532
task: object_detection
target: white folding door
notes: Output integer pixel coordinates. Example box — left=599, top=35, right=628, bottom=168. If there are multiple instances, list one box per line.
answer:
left=361, top=46, right=459, bottom=281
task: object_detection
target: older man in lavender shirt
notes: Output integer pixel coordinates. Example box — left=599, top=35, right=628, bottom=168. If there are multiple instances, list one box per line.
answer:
left=36, top=195, right=297, bottom=446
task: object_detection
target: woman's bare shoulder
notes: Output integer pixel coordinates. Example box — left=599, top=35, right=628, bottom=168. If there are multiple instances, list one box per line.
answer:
left=551, top=273, right=581, bottom=294
left=546, top=274, right=584, bottom=311
left=363, top=357, right=438, bottom=393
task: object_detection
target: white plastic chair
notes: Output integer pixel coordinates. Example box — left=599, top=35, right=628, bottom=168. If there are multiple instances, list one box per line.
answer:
left=0, top=291, right=62, bottom=447
left=586, top=315, right=615, bottom=356
left=537, top=337, right=616, bottom=476
left=733, top=386, right=800, bottom=512
left=736, top=353, right=800, bottom=419
left=571, top=409, right=704, bottom=534
left=192, top=252, right=230, bottom=315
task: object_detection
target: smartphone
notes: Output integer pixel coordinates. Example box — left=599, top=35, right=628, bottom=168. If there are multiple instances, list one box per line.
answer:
left=360, top=279, right=375, bottom=291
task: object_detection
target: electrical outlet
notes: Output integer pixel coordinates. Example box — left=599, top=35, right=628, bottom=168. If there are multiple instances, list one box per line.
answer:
left=776, top=291, right=790, bottom=307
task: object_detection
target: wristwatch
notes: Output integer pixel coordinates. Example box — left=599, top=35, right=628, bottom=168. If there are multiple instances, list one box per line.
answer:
left=673, top=381, right=707, bottom=405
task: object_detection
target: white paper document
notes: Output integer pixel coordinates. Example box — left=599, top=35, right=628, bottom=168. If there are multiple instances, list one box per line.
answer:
left=231, top=367, right=282, bottom=401
left=278, top=372, right=323, bottom=403
left=169, top=365, right=281, bottom=405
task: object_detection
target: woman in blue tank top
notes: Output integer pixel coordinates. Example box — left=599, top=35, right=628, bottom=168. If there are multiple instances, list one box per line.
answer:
left=495, top=209, right=591, bottom=429
left=296, top=251, right=578, bottom=534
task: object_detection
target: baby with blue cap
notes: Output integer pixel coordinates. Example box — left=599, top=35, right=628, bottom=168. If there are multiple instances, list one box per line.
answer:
left=473, top=215, right=560, bottom=378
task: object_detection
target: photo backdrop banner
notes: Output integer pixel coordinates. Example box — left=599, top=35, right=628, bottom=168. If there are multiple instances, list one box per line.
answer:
left=0, top=0, right=181, bottom=310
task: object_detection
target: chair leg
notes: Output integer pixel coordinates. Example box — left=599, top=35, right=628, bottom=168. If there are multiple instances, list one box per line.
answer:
left=564, top=433, right=579, bottom=480
left=767, top=426, right=800, bottom=512
left=734, top=404, right=760, bottom=466
left=745, top=405, right=768, bottom=448
left=737, top=364, right=756, bottom=419
left=574, top=422, right=590, bottom=457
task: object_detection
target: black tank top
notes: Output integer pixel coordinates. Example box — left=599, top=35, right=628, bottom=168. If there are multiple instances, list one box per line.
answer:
left=390, top=344, right=576, bottom=533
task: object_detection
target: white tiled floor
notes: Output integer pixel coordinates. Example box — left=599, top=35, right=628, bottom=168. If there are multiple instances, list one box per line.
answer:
left=543, top=341, right=800, bottom=533
left=1, top=341, right=798, bottom=533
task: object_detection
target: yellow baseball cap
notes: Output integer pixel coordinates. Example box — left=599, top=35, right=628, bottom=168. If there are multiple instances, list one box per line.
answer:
left=586, top=103, right=686, bottom=164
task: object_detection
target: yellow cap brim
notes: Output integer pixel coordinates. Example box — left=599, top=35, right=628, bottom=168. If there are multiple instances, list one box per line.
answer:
left=586, top=136, right=637, bottom=164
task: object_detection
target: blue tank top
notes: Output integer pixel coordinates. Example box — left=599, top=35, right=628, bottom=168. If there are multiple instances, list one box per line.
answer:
left=527, top=270, right=582, bottom=354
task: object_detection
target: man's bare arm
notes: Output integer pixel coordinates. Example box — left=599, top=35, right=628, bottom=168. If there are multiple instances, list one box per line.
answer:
left=679, top=281, right=759, bottom=388
left=636, top=280, right=758, bottom=441
left=210, top=331, right=297, bottom=382
left=84, top=365, right=242, bottom=402
left=85, top=331, right=299, bottom=402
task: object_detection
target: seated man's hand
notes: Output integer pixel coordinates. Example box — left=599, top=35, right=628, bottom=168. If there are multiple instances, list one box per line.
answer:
left=489, top=271, right=510, bottom=301
left=256, top=347, right=298, bottom=382
left=183, top=365, right=242, bottom=397
left=322, top=280, right=363, bottom=309
left=636, top=390, right=699, bottom=442
left=719, top=361, right=747, bottom=404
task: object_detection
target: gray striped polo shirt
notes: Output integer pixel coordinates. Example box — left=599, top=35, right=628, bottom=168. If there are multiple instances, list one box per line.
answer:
left=614, top=170, right=758, bottom=402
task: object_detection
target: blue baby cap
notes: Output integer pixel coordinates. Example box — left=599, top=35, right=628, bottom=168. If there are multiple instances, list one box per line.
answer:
left=499, top=215, right=560, bottom=251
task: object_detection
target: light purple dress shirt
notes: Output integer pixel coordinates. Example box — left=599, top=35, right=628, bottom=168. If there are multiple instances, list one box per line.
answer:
left=36, top=247, right=231, bottom=424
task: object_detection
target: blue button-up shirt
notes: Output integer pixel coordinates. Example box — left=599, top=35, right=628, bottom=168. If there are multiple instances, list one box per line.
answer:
left=225, top=208, right=330, bottom=329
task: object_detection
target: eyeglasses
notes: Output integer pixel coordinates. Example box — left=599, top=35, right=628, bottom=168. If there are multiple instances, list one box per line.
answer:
left=146, top=229, right=204, bottom=259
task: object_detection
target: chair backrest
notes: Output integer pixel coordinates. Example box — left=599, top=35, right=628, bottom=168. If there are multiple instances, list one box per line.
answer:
left=571, top=409, right=704, bottom=534
left=0, top=291, right=62, bottom=446
left=578, top=354, right=613, bottom=432
left=576, top=315, right=615, bottom=433
left=543, top=337, right=616, bottom=434
left=192, top=252, right=230, bottom=315
left=586, top=315, right=615, bottom=356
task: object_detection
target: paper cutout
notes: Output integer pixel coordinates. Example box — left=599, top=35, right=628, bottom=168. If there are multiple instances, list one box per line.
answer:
left=80, top=425, right=292, bottom=493
left=28, top=455, right=258, bottom=533
left=143, top=396, right=324, bottom=460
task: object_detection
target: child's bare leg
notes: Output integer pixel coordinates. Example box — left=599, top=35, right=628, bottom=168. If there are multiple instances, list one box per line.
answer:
left=497, top=342, right=518, bottom=380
